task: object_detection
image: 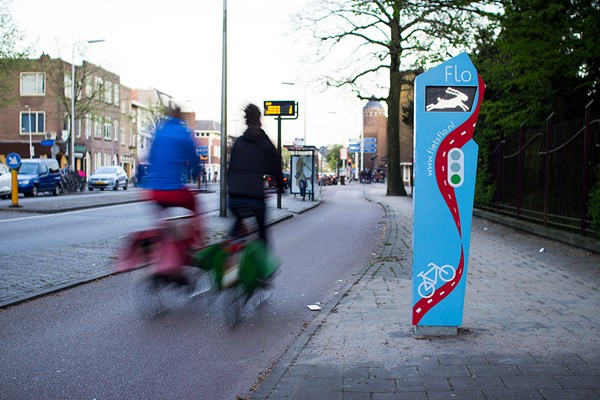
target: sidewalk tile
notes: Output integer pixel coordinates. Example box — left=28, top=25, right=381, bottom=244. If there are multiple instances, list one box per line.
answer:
left=468, top=364, right=522, bottom=376
left=448, top=376, right=505, bottom=391
left=500, top=375, right=562, bottom=389
left=553, top=375, right=600, bottom=389
left=342, top=378, right=397, bottom=393
left=372, top=392, right=427, bottom=400
left=540, top=388, right=600, bottom=400
left=427, top=390, right=485, bottom=399
left=482, top=389, right=544, bottom=400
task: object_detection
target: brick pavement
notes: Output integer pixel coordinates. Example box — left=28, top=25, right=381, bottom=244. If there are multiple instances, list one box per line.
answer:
left=252, top=185, right=600, bottom=400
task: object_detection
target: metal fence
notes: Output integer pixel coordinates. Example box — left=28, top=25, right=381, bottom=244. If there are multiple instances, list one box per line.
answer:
left=481, top=101, right=600, bottom=239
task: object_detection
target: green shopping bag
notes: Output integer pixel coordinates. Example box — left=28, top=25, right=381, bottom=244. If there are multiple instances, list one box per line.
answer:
left=238, top=240, right=281, bottom=292
left=192, top=244, right=228, bottom=288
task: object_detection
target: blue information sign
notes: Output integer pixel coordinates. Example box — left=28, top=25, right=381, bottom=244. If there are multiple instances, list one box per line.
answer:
left=6, top=153, right=21, bottom=169
left=196, top=146, right=209, bottom=156
left=412, top=53, right=485, bottom=328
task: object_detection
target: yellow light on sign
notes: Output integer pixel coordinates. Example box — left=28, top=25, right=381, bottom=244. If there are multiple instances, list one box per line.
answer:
left=264, top=101, right=296, bottom=117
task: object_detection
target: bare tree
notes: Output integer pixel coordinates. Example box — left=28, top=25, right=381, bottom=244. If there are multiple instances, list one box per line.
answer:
left=294, top=0, right=500, bottom=196
left=42, top=58, right=118, bottom=131
left=0, top=0, right=31, bottom=107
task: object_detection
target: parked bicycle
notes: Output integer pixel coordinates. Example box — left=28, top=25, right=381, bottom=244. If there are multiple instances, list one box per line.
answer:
left=59, top=168, right=86, bottom=193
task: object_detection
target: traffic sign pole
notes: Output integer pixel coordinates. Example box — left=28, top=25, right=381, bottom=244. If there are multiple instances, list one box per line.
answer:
left=7, top=152, right=22, bottom=208
left=10, top=170, right=19, bottom=207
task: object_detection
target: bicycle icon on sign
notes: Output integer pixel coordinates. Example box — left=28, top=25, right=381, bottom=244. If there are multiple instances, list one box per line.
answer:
left=417, top=262, right=457, bottom=299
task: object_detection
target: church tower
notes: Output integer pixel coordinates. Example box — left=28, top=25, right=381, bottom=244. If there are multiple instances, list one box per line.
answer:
left=362, top=98, right=387, bottom=172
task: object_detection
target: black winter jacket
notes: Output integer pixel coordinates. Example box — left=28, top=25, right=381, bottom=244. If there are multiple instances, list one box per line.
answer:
left=227, top=127, right=283, bottom=199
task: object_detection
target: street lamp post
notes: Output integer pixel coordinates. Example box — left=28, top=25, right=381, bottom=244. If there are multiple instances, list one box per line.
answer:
left=281, top=82, right=306, bottom=144
left=71, top=39, right=105, bottom=170
left=220, top=0, right=228, bottom=217
left=24, top=104, right=33, bottom=158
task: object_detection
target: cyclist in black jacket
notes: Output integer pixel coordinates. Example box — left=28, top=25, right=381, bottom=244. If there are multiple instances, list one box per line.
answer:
left=227, top=103, right=283, bottom=247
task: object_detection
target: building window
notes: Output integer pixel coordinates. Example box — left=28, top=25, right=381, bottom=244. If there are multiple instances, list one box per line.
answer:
left=20, top=111, right=45, bottom=133
left=85, top=114, right=92, bottom=139
left=105, top=81, right=113, bottom=104
left=64, top=74, right=72, bottom=99
left=104, top=118, right=112, bottom=140
left=114, top=83, right=119, bottom=106
left=114, top=120, right=119, bottom=141
left=95, top=76, right=103, bottom=97
left=85, top=76, right=93, bottom=97
left=20, top=72, right=45, bottom=96
left=75, top=117, right=82, bottom=138
left=94, top=116, right=101, bottom=139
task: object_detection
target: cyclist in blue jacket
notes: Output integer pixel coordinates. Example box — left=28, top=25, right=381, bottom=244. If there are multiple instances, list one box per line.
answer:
left=145, top=106, right=203, bottom=280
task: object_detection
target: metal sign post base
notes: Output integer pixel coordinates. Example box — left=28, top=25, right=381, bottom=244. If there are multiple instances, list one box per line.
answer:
left=414, top=325, right=458, bottom=336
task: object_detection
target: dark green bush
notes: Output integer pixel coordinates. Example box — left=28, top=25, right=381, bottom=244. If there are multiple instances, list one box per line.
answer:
left=589, top=164, right=600, bottom=232
left=474, top=170, right=495, bottom=207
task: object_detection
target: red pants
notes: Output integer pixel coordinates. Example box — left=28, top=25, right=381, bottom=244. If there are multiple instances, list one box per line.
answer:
left=149, top=188, right=196, bottom=214
left=147, top=189, right=204, bottom=274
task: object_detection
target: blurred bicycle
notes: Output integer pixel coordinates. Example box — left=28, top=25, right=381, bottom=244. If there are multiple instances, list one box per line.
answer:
left=116, top=210, right=281, bottom=326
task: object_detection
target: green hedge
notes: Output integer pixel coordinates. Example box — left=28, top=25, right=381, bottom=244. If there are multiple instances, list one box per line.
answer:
left=589, top=164, right=600, bottom=232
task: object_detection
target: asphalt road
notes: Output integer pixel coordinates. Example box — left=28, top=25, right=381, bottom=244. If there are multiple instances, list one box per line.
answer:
left=0, top=184, right=384, bottom=399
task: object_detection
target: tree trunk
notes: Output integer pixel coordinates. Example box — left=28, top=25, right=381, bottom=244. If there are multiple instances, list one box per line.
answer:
left=386, top=13, right=408, bottom=197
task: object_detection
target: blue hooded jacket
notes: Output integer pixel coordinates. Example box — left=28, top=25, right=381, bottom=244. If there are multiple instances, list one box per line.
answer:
left=146, top=117, right=198, bottom=190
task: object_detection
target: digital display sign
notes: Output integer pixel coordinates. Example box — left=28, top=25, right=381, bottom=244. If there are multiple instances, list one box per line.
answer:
left=264, top=101, right=296, bottom=117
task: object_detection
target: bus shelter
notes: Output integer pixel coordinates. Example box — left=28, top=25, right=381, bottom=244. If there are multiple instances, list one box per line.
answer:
left=284, top=145, right=319, bottom=201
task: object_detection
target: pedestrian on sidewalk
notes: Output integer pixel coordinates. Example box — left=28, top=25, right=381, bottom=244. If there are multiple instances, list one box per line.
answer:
left=227, top=103, right=283, bottom=247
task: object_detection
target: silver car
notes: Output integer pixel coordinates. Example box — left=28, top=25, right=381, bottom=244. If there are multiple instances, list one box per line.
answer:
left=0, top=163, right=12, bottom=199
left=88, top=166, right=128, bottom=191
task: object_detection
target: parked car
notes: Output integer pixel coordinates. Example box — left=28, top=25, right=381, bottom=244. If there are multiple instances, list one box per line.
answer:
left=88, top=166, right=128, bottom=191
left=263, top=174, right=278, bottom=194
left=282, top=170, right=290, bottom=189
left=17, top=158, right=62, bottom=197
left=0, top=163, right=12, bottom=199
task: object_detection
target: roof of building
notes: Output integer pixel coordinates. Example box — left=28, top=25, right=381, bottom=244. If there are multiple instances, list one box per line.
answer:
left=364, top=97, right=384, bottom=109
left=195, top=120, right=221, bottom=131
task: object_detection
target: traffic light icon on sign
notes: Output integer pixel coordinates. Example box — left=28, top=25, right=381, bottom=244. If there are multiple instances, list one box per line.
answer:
left=447, top=148, right=464, bottom=188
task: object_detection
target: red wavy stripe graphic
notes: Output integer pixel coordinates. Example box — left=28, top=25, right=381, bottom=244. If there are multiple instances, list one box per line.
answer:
left=413, top=248, right=464, bottom=324
left=412, top=74, right=485, bottom=325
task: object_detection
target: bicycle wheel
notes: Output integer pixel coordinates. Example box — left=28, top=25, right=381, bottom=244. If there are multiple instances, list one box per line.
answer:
left=187, top=267, right=216, bottom=299
left=222, top=286, right=247, bottom=328
left=439, top=265, right=456, bottom=282
left=136, top=274, right=189, bottom=318
left=417, top=281, right=435, bottom=299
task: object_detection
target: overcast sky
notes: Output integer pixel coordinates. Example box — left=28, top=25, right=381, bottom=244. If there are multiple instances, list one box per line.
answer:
left=9, top=0, right=368, bottom=147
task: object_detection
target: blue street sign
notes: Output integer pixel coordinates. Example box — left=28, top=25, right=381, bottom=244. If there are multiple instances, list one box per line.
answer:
left=362, top=137, right=377, bottom=143
left=6, top=153, right=21, bottom=169
left=196, top=146, right=209, bottom=156
left=412, top=52, right=485, bottom=329
left=41, top=140, right=55, bottom=147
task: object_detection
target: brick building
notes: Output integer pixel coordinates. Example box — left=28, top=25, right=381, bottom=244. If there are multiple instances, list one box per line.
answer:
left=0, top=55, right=122, bottom=176
left=362, top=98, right=387, bottom=172
left=360, top=71, right=417, bottom=185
